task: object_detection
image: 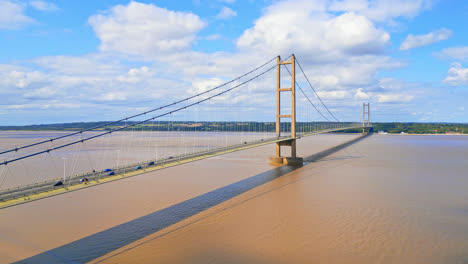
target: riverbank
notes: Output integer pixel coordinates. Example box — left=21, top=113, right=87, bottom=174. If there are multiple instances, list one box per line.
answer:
left=379, top=133, right=468, bottom=136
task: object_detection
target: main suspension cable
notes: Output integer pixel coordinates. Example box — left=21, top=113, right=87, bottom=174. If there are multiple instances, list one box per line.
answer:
left=282, top=65, right=331, bottom=122
left=295, top=57, right=340, bottom=122
left=0, top=60, right=281, bottom=167
left=0, top=56, right=278, bottom=156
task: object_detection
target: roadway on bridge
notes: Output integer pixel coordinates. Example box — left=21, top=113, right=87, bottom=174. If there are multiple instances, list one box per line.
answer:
left=0, top=126, right=367, bottom=209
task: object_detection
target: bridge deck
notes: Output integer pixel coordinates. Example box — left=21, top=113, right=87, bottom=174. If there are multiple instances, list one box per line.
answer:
left=0, top=125, right=370, bottom=208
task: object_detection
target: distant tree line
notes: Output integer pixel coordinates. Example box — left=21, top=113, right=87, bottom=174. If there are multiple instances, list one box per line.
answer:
left=336, top=122, right=468, bottom=134
left=372, top=122, right=467, bottom=134
left=0, top=121, right=466, bottom=134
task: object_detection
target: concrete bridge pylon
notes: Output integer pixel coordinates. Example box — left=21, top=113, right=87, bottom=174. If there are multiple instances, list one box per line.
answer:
left=269, top=54, right=303, bottom=166
left=362, top=103, right=370, bottom=133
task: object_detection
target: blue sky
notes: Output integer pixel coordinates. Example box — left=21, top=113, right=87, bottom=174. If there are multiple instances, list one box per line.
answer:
left=0, top=0, right=467, bottom=125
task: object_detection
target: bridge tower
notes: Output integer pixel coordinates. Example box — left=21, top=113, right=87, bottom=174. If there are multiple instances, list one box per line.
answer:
left=362, top=103, right=370, bottom=133
left=269, top=54, right=303, bottom=166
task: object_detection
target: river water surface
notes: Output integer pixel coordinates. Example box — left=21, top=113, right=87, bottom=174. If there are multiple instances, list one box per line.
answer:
left=1, top=133, right=467, bottom=263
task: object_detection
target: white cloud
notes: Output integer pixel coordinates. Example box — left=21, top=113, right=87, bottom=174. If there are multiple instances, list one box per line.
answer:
left=98, top=92, right=128, bottom=102
left=7, top=71, right=29, bottom=88
left=444, top=63, right=468, bottom=85
left=354, top=88, right=369, bottom=100
left=435, top=46, right=468, bottom=61
left=4, top=70, right=47, bottom=88
left=23, top=86, right=56, bottom=99
left=236, top=1, right=390, bottom=60
left=376, top=94, right=414, bottom=103
left=88, top=1, right=206, bottom=57
left=0, top=0, right=436, bottom=124
left=29, top=1, right=58, bottom=11
left=328, top=0, right=433, bottom=22
left=5, top=104, right=26, bottom=109
left=316, top=90, right=351, bottom=99
left=0, top=52, right=191, bottom=121
left=216, top=6, right=237, bottom=19
left=378, top=77, right=406, bottom=90
left=0, top=0, right=34, bottom=29
left=370, top=78, right=420, bottom=104
left=33, top=54, right=125, bottom=75
left=230, top=0, right=416, bottom=119
left=2, top=102, right=82, bottom=110
left=87, top=0, right=398, bottom=104
left=329, top=0, right=368, bottom=12
left=118, top=66, right=153, bottom=83
left=313, top=75, right=339, bottom=89
left=303, top=55, right=402, bottom=91
left=190, top=78, right=224, bottom=94
left=399, top=28, right=452, bottom=51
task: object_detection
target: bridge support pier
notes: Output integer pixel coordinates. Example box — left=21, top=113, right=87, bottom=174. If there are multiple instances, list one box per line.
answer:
left=269, top=156, right=303, bottom=166
left=269, top=156, right=284, bottom=164
left=283, top=157, right=303, bottom=166
left=269, top=139, right=303, bottom=165
left=268, top=54, right=303, bottom=166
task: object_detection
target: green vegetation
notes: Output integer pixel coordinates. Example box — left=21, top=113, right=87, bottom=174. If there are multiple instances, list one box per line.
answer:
left=0, top=121, right=279, bottom=132
left=372, top=122, right=467, bottom=134
left=0, top=121, right=467, bottom=134
left=338, top=123, right=468, bottom=134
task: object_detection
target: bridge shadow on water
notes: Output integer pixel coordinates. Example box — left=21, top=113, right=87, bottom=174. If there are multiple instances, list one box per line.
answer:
left=16, top=134, right=370, bottom=264
left=16, top=164, right=302, bottom=264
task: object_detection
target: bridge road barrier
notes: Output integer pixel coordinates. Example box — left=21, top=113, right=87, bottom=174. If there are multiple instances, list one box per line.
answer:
left=0, top=136, right=290, bottom=203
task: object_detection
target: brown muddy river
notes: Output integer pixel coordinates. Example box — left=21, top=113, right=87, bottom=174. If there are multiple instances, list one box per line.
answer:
left=0, top=133, right=467, bottom=263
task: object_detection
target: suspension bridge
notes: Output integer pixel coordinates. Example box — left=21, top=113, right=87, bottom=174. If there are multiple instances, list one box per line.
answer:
left=0, top=54, right=371, bottom=208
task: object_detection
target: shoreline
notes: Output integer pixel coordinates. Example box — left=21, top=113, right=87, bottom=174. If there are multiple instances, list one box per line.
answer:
left=377, top=133, right=468, bottom=136
left=1, top=130, right=467, bottom=136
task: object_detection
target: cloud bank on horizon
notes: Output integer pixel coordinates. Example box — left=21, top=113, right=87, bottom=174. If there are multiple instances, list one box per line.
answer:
left=0, top=0, right=467, bottom=125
